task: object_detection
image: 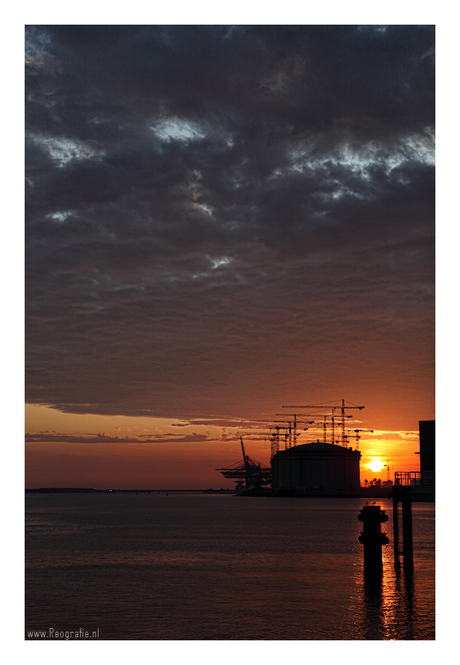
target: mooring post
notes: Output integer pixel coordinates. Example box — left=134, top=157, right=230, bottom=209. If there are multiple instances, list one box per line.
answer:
left=402, top=486, right=414, bottom=572
left=358, top=505, right=389, bottom=575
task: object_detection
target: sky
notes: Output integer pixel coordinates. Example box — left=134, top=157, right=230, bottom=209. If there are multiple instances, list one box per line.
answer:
left=24, top=24, right=435, bottom=489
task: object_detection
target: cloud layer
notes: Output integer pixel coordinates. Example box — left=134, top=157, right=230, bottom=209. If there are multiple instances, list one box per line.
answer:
left=25, top=26, right=435, bottom=428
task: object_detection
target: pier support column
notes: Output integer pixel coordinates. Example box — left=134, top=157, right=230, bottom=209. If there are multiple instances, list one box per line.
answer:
left=402, top=486, right=414, bottom=572
left=392, top=485, right=414, bottom=572
left=393, top=486, right=401, bottom=569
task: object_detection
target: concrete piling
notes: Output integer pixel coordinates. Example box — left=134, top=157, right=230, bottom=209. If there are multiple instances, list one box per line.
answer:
left=393, top=489, right=400, bottom=570
left=401, top=486, right=414, bottom=572
left=358, top=505, right=389, bottom=575
left=392, top=485, right=414, bottom=572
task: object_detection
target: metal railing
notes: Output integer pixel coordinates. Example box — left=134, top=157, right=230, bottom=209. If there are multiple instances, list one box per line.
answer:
left=394, top=471, right=422, bottom=486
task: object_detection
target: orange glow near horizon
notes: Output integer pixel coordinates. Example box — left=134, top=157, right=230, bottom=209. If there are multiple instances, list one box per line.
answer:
left=25, top=404, right=424, bottom=490
left=368, top=460, right=384, bottom=473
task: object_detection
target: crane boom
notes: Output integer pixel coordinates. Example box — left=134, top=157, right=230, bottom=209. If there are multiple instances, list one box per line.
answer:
left=283, top=400, right=364, bottom=446
left=283, top=402, right=364, bottom=411
left=240, top=436, right=246, bottom=465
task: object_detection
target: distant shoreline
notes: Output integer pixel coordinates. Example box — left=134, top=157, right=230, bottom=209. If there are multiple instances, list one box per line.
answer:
left=25, top=486, right=434, bottom=501
left=25, top=487, right=235, bottom=494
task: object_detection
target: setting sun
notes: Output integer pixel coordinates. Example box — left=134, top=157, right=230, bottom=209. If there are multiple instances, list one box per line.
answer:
left=368, top=460, right=384, bottom=473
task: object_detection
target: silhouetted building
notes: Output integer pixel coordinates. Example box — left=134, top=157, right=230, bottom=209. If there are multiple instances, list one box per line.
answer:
left=419, top=420, right=435, bottom=487
left=271, top=441, right=361, bottom=491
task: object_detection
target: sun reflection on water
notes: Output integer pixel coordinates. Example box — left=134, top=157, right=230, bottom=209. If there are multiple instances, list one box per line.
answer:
left=351, top=502, right=434, bottom=640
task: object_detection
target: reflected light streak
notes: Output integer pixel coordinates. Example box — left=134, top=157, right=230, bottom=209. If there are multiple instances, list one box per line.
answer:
left=353, top=502, right=434, bottom=640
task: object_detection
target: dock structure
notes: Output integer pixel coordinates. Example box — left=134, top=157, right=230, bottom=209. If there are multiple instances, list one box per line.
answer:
left=392, top=484, right=414, bottom=571
left=391, top=420, right=435, bottom=569
left=216, top=437, right=272, bottom=491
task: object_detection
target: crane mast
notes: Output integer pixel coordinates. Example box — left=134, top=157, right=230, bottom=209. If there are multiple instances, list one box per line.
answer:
left=240, top=436, right=246, bottom=465
left=345, top=428, right=373, bottom=450
left=216, top=437, right=272, bottom=490
left=283, top=399, right=364, bottom=446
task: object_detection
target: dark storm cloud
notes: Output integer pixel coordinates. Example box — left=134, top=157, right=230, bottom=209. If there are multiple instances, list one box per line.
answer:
left=25, top=431, right=211, bottom=444
left=25, top=25, right=435, bottom=422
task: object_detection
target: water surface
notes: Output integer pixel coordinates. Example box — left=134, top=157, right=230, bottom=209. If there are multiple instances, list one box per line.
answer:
left=25, top=493, right=435, bottom=640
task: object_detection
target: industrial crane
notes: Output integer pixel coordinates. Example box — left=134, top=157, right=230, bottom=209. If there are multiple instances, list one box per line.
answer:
left=314, top=414, right=352, bottom=445
left=215, top=437, right=272, bottom=490
left=268, top=425, right=289, bottom=457
left=283, top=399, right=364, bottom=446
left=345, top=428, right=373, bottom=450
left=243, top=426, right=288, bottom=459
left=242, top=426, right=287, bottom=459
left=240, top=436, right=254, bottom=481
left=275, top=414, right=314, bottom=449
left=384, top=460, right=390, bottom=483
left=235, top=419, right=290, bottom=458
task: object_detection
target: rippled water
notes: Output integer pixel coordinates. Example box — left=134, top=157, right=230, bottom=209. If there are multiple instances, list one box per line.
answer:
left=25, top=493, right=434, bottom=640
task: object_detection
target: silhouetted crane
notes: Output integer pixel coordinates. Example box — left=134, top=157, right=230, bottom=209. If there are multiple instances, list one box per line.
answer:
left=345, top=428, right=373, bottom=450
left=283, top=399, right=364, bottom=446
left=216, top=437, right=271, bottom=490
